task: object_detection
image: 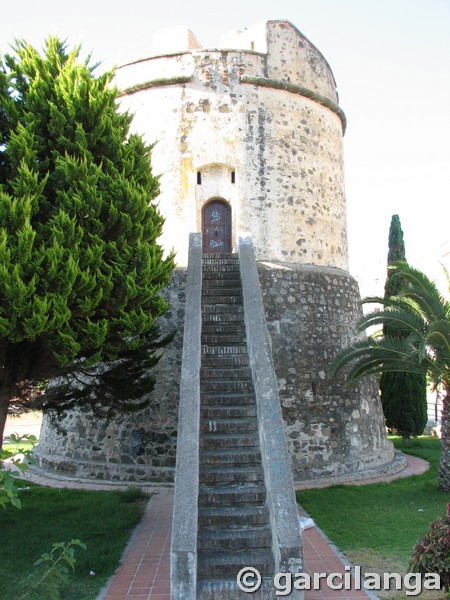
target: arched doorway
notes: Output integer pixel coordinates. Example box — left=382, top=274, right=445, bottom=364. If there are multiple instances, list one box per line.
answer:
left=202, top=200, right=232, bottom=254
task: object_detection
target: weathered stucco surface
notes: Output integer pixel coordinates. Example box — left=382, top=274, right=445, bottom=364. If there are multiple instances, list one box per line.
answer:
left=115, top=19, right=347, bottom=269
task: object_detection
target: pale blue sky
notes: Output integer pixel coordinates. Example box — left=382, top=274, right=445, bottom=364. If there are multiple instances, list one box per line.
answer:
left=1, top=0, right=449, bottom=295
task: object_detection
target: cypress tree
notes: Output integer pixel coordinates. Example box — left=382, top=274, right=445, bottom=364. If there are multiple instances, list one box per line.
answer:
left=379, top=215, right=427, bottom=443
left=0, top=38, right=174, bottom=444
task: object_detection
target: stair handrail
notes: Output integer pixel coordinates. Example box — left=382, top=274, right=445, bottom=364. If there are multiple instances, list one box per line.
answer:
left=238, top=235, right=304, bottom=594
left=170, top=232, right=202, bottom=600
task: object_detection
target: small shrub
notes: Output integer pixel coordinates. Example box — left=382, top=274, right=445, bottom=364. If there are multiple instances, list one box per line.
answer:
left=17, top=539, right=86, bottom=600
left=0, top=433, right=37, bottom=508
left=119, top=486, right=149, bottom=503
left=409, top=503, right=450, bottom=594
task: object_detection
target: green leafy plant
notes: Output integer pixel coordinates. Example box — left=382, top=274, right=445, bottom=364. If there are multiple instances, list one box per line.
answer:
left=331, top=263, right=450, bottom=490
left=17, top=539, right=86, bottom=600
left=0, top=36, right=175, bottom=442
left=409, top=503, right=450, bottom=595
left=119, top=485, right=149, bottom=503
left=0, top=433, right=37, bottom=508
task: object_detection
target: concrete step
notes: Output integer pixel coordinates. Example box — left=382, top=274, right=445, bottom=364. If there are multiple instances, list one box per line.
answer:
left=202, top=287, right=243, bottom=297
left=198, top=525, right=272, bottom=551
left=201, top=354, right=249, bottom=368
left=200, top=405, right=257, bottom=419
left=202, top=345, right=247, bottom=355
left=202, top=304, right=244, bottom=316
left=198, top=483, right=267, bottom=506
left=201, top=392, right=256, bottom=406
left=200, top=368, right=251, bottom=380
left=198, top=505, right=269, bottom=527
left=200, top=432, right=259, bottom=449
left=202, top=313, right=244, bottom=325
left=202, top=266, right=240, bottom=273
left=202, top=276, right=241, bottom=286
left=199, top=465, right=264, bottom=485
left=197, top=548, right=274, bottom=578
left=202, top=297, right=243, bottom=306
left=200, top=417, right=257, bottom=434
left=201, top=333, right=247, bottom=345
left=202, top=272, right=241, bottom=283
left=201, top=322, right=246, bottom=334
left=200, top=447, right=261, bottom=466
left=197, top=577, right=275, bottom=599
left=201, top=379, right=254, bottom=393
left=202, top=259, right=239, bottom=267
left=202, top=252, right=239, bottom=263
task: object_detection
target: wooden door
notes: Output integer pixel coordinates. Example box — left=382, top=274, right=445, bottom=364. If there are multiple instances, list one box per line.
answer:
left=202, top=200, right=232, bottom=254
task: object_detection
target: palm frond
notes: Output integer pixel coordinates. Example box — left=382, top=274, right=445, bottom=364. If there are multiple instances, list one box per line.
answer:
left=330, top=335, right=428, bottom=388
left=357, top=306, right=426, bottom=337
left=390, top=262, right=450, bottom=321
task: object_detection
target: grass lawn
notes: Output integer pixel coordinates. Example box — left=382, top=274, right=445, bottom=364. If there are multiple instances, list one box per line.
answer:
left=296, top=436, right=448, bottom=597
left=0, top=483, right=147, bottom=600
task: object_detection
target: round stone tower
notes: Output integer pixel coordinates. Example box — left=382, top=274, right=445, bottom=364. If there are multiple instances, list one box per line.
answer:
left=35, top=20, right=402, bottom=484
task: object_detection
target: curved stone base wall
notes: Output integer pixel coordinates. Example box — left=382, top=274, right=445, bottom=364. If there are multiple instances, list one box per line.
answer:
left=257, top=262, right=398, bottom=484
left=33, top=269, right=187, bottom=484
left=34, top=262, right=401, bottom=485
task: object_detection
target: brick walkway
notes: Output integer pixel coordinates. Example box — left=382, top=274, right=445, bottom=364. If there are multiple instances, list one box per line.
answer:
left=97, top=488, right=375, bottom=600
left=97, top=454, right=428, bottom=600
left=98, top=487, right=172, bottom=600
left=8, top=412, right=428, bottom=600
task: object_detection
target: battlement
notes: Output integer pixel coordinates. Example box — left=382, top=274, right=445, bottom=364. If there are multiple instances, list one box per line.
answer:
left=115, top=20, right=338, bottom=106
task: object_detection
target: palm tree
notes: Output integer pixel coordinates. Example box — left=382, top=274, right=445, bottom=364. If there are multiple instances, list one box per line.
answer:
left=330, top=262, right=450, bottom=491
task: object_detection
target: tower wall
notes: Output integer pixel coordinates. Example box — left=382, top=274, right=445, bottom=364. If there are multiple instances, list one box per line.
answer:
left=34, top=20, right=400, bottom=484
left=114, top=19, right=347, bottom=268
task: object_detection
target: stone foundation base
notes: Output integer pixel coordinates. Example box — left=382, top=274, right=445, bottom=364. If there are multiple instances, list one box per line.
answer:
left=33, top=263, right=396, bottom=486
left=32, top=451, right=174, bottom=484
left=257, top=262, right=396, bottom=483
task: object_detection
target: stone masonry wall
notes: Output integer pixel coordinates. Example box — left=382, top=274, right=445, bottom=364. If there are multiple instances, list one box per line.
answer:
left=257, top=262, right=395, bottom=483
left=35, top=262, right=397, bottom=484
left=34, top=269, right=187, bottom=483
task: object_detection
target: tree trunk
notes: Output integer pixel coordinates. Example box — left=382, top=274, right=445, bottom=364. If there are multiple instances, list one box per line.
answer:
left=0, top=366, right=18, bottom=449
left=438, top=390, right=450, bottom=491
left=0, top=384, right=12, bottom=449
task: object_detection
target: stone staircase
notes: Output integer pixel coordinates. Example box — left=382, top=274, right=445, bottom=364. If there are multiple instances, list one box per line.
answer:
left=197, top=253, right=275, bottom=598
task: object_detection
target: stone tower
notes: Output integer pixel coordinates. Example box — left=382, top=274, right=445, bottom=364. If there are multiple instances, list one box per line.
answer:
left=35, top=20, right=402, bottom=484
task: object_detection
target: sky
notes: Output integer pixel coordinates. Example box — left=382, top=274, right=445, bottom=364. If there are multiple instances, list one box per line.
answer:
left=1, top=0, right=449, bottom=297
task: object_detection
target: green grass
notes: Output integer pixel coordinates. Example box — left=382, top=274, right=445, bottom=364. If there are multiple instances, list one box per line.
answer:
left=0, top=484, right=148, bottom=600
left=2, top=440, right=35, bottom=455
left=296, top=437, right=448, bottom=579
left=3, top=433, right=38, bottom=455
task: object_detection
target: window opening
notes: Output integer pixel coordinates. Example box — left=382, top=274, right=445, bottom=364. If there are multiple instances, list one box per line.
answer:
left=197, top=171, right=202, bottom=185
left=231, top=171, right=236, bottom=184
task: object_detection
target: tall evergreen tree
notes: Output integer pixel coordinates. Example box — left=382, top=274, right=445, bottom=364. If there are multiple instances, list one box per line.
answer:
left=0, top=38, right=174, bottom=444
left=379, top=215, right=427, bottom=443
